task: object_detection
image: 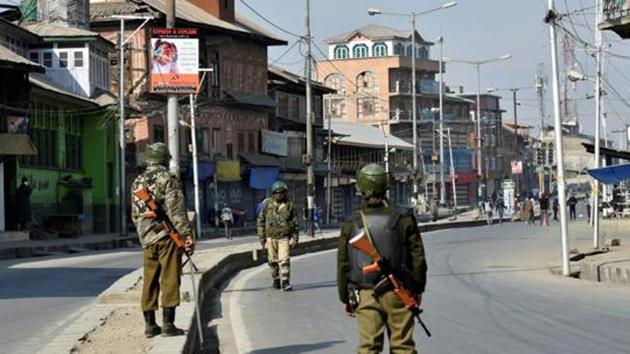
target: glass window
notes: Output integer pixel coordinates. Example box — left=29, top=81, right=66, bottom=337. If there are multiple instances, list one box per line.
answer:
left=59, top=51, right=68, bottom=68
left=352, top=44, right=368, bottom=58
left=406, top=45, right=412, bottom=57
left=74, top=51, right=83, bottom=67
left=394, top=43, right=402, bottom=55
left=43, top=52, right=52, bottom=67
left=334, top=45, right=349, bottom=59
left=29, top=52, right=39, bottom=63
left=278, top=94, right=289, bottom=117
left=372, top=43, right=387, bottom=57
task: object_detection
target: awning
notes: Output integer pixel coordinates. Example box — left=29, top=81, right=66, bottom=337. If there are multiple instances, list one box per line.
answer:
left=185, top=162, right=214, bottom=180
left=249, top=167, right=279, bottom=190
left=240, top=153, right=282, bottom=167
left=587, top=164, right=630, bottom=185
left=225, top=91, right=276, bottom=109
left=0, top=134, right=37, bottom=155
left=216, top=160, right=241, bottom=182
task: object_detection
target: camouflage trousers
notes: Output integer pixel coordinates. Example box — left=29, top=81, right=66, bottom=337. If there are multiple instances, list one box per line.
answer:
left=141, top=237, right=182, bottom=311
left=357, top=289, right=416, bottom=354
left=267, top=238, right=290, bottom=281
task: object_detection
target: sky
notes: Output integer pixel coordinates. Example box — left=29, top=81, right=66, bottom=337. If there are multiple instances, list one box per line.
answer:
left=237, top=0, right=630, bottom=145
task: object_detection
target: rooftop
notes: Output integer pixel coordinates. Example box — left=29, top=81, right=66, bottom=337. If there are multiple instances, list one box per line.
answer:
left=326, top=24, right=432, bottom=45
left=0, top=42, right=44, bottom=72
left=268, top=65, right=335, bottom=94
left=325, top=120, right=413, bottom=150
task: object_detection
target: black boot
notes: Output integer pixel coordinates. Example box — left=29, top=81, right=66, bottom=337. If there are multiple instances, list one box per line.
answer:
left=162, top=307, right=185, bottom=336
left=272, top=279, right=280, bottom=289
left=143, top=311, right=161, bottom=338
left=281, top=280, right=292, bottom=291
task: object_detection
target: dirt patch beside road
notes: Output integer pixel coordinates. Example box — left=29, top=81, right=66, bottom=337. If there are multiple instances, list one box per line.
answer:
left=74, top=306, right=149, bottom=354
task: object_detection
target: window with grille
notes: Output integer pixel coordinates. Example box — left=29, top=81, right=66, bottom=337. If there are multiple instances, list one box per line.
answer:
left=21, top=103, right=58, bottom=168
left=59, top=51, right=68, bottom=68
left=74, top=51, right=84, bottom=67
left=372, top=43, right=387, bottom=57
left=352, top=44, right=368, bottom=58
left=333, top=45, right=349, bottom=59
left=43, top=52, right=52, bottom=67
left=65, top=115, right=83, bottom=171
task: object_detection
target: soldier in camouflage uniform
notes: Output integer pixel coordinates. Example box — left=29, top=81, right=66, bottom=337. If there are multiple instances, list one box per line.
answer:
left=338, top=164, right=427, bottom=354
left=131, top=142, right=194, bottom=338
left=257, top=180, right=299, bottom=291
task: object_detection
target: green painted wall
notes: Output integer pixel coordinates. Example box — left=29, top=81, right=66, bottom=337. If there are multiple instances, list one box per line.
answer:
left=16, top=90, right=118, bottom=233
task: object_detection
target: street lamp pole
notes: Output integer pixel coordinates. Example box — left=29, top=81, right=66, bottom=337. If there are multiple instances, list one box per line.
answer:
left=545, top=0, right=571, bottom=276
left=438, top=37, right=446, bottom=205
left=475, top=62, right=483, bottom=201
left=368, top=1, right=457, bottom=206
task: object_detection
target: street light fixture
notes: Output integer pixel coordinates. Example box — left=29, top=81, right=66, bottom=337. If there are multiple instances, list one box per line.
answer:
left=567, top=69, right=588, bottom=82
left=443, top=54, right=511, bottom=202
left=368, top=1, right=457, bottom=205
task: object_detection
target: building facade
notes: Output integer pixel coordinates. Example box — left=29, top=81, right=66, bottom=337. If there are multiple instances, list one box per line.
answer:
left=316, top=25, right=477, bottom=206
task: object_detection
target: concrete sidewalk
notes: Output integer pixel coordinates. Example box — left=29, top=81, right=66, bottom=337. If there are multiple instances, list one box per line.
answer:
left=0, top=233, right=138, bottom=260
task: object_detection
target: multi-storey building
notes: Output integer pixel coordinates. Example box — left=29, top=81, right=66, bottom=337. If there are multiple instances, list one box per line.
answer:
left=90, top=0, right=286, bottom=225
left=316, top=25, right=478, bottom=206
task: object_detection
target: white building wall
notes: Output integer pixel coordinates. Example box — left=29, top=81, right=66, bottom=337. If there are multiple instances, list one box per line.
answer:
left=29, top=43, right=90, bottom=97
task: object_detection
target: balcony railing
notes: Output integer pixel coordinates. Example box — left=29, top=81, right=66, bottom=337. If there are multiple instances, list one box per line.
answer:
left=604, top=0, right=629, bottom=21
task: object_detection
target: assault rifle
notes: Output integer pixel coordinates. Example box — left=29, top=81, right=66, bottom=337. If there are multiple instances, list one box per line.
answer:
left=133, top=187, right=204, bottom=349
left=349, top=230, right=432, bottom=337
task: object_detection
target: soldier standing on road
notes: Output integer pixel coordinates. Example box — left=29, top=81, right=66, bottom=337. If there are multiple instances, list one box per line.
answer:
left=568, top=194, right=578, bottom=220
left=131, top=143, right=194, bottom=338
left=338, top=164, right=427, bottom=354
left=257, top=180, right=299, bottom=291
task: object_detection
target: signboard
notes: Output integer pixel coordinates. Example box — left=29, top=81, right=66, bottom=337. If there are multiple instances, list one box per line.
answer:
left=261, top=129, right=288, bottom=156
left=511, top=160, right=523, bottom=175
left=149, top=28, right=199, bottom=93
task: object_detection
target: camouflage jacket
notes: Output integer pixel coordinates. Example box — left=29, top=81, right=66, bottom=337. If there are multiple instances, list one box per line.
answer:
left=257, top=198, right=299, bottom=241
left=131, top=164, right=192, bottom=248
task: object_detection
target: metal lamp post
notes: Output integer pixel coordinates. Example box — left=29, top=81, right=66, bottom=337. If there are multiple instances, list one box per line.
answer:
left=111, top=14, right=153, bottom=236
left=443, top=54, right=511, bottom=203
left=368, top=1, right=457, bottom=205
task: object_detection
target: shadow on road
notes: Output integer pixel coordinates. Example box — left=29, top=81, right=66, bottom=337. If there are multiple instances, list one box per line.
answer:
left=429, top=266, right=550, bottom=278
left=248, top=340, right=346, bottom=354
left=222, top=280, right=336, bottom=294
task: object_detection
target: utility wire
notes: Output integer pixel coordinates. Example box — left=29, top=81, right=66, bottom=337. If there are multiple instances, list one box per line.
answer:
left=241, top=0, right=302, bottom=38
left=269, top=39, right=302, bottom=66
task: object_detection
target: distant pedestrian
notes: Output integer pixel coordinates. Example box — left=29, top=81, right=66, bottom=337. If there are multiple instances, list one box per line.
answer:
left=523, top=196, right=535, bottom=225
left=586, top=198, right=592, bottom=224
left=430, top=199, right=439, bottom=222
left=496, top=198, right=506, bottom=224
left=16, top=177, right=32, bottom=231
left=539, top=192, right=549, bottom=227
left=552, top=197, right=559, bottom=221
left=221, top=204, right=234, bottom=239
left=313, top=205, right=322, bottom=233
left=568, top=194, right=578, bottom=220
left=484, top=200, right=493, bottom=225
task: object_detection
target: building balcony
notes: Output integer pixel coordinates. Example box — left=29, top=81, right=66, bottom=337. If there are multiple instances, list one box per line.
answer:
left=599, top=0, right=630, bottom=38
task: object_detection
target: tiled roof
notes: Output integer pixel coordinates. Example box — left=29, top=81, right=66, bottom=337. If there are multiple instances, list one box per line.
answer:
left=326, top=24, right=432, bottom=45
left=0, top=43, right=44, bottom=72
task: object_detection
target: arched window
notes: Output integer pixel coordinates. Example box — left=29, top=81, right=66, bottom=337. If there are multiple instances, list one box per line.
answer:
left=372, top=42, right=387, bottom=57
left=334, top=45, right=349, bottom=59
left=394, top=43, right=403, bottom=55
left=356, top=71, right=378, bottom=91
left=353, top=44, right=368, bottom=58
left=324, top=73, right=346, bottom=93
left=406, top=45, right=412, bottom=57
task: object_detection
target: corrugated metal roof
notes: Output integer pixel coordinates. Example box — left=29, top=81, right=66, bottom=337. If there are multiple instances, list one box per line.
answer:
left=140, top=0, right=284, bottom=44
left=326, top=24, right=432, bottom=45
left=23, top=21, right=101, bottom=37
left=325, top=120, right=413, bottom=150
left=90, top=2, right=148, bottom=21
left=29, top=73, right=101, bottom=106
left=0, top=134, right=37, bottom=155
left=268, top=65, right=335, bottom=93
left=0, top=43, right=44, bottom=72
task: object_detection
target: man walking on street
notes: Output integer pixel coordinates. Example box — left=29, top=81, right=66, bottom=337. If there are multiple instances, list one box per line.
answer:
left=131, top=143, right=194, bottom=338
left=553, top=196, right=559, bottom=221
left=16, top=177, right=32, bottom=231
left=221, top=204, right=234, bottom=239
left=338, top=164, right=427, bottom=354
left=496, top=197, right=506, bottom=224
left=568, top=194, right=578, bottom=221
left=257, top=180, right=299, bottom=291
left=539, top=192, right=549, bottom=227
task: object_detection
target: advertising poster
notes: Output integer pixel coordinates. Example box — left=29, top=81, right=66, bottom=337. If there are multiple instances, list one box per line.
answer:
left=149, top=28, right=199, bottom=93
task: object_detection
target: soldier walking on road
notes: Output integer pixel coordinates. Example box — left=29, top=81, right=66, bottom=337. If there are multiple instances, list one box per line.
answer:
left=257, top=180, right=299, bottom=291
left=338, top=164, right=427, bottom=354
left=131, top=143, right=194, bottom=338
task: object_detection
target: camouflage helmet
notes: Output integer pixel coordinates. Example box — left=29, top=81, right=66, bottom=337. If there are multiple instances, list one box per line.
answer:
left=145, top=142, right=171, bottom=165
left=271, top=180, right=288, bottom=194
left=356, top=163, right=389, bottom=197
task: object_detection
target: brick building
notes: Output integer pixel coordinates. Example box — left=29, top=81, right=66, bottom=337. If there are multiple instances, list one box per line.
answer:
left=316, top=24, right=478, bottom=206
left=90, top=0, right=286, bottom=226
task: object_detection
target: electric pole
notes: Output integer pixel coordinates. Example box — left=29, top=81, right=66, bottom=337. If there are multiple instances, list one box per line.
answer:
left=166, top=0, right=179, bottom=176
left=545, top=1, right=571, bottom=276
left=304, top=0, right=315, bottom=238
left=593, top=0, right=603, bottom=249
left=536, top=69, right=546, bottom=194
left=438, top=37, right=446, bottom=205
